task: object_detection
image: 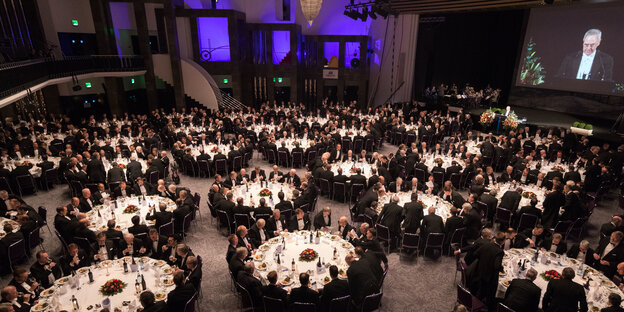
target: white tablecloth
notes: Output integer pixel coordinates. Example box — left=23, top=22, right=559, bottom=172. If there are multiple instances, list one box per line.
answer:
left=231, top=182, right=295, bottom=210
left=497, top=248, right=616, bottom=310
left=378, top=192, right=453, bottom=222
left=253, top=232, right=354, bottom=290
left=35, top=258, right=175, bottom=312
left=87, top=196, right=176, bottom=232
left=330, top=161, right=375, bottom=179
left=495, top=183, right=547, bottom=209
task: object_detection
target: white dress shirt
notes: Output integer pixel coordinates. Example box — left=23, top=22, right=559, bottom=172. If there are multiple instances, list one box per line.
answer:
left=576, top=51, right=596, bottom=80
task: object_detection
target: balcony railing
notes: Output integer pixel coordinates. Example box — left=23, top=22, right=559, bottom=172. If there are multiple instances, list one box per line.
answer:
left=0, top=55, right=145, bottom=99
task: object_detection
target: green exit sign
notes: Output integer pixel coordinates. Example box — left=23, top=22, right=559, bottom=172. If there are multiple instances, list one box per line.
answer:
left=85, top=82, right=92, bottom=88
left=223, top=78, right=228, bottom=84
left=131, top=78, right=135, bottom=84
left=278, top=77, right=283, bottom=83
left=72, top=19, right=79, bottom=27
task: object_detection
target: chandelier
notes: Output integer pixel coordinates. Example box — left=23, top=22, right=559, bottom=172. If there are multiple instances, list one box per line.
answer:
left=300, top=0, right=323, bottom=26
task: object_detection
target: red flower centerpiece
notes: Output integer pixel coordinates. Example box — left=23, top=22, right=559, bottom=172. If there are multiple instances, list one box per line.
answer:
left=210, top=146, right=218, bottom=153
left=259, top=189, right=272, bottom=197
left=416, top=200, right=428, bottom=209
left=435, top=157, right=443, bottom=165
left=540, top=270, right=562, bottom=281
left=522, top=191, right=536, bottom=199
left=100, top=279, right=126, bottom=296
left=123, top=205, right=139, bottom=214
left=299, top=248, right=318, bottom=262
left=119, top=164, right=126, bottom=169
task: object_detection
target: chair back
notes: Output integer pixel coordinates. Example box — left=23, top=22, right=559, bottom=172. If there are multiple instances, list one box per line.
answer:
left=234, top=214, right=251, bottom=229
left=332, top=182, right=346, bottom=202
left=262, top=296, right=284, bottom=312
left=149, top=170, right=159, bottom=184
left=456, top=284, right=475, bottom=309
left=402, top=233, right=419, bottom=248
left=413, top=168, right=425, bottom=183
left=193, top=193, right=201, bottom=209
left=353, top=139, right=364, bottom=153
left=449, top=227, right=466, bottom=247
left=350, top=183, right=365, bottom=204
left=329, top=295, right=350, bottom=312
left=553, top=220, right=573, bottom=239
left=183, top=213, right=193, bottom=233
left=216, top=210, right=232, bottom=233
left=319, top=178, right=330, bottom=196
left=450, top=173, right=461, bottom=190
left=517, top=214, right=538, bottom=232
left=307, top=150, right=317, bottom=163
left=365, top=139, right=374, bottom=152
left=27, top=228, right=42, bottom=251
left=207, top=200, right=217, bottom=218
left=277, top=151, right=288, bottom=167
left=361, top=292, right=383, bottom=312
left=8, top=239, right=26, bottom=268
left=292, top=302, right=316, bottom=312
left=341, top=138, right=352, bottom=152
left=425, top=233, right=445, bottom=248
left=38, top=206, right=48, bottom=226
left=292, top=151, right=303, bottom=168
left=215, top=159, right=228, bottom=175
left=235, top=282, right=254, bottom=310
left=44, top=168, right=59, bottom=184
left=433, top=171, right=444, bottom=186
left=183, top=291, right=198, bottom=312
left=475, top=201, right=488, bottom=219
left=375, top=224, right=391, bottom=243
left=281, top=209, right=293, bottom=221
left=232, top=156, right=243, bottom=172
left=85, top=183, right=98, bottom=194
left=0, top=176, right=12, bottom=194
left=497, top=302, right=516, bottom=312
left=53, top=229, right=69, bottom=254
left=159, top=221, right=174, bottom=237
left=135, top=232, right=148, bottom=245
left=567, top=217, right=589, bottom=241
left=108, top=181, right=120, bottom=193
left=300, top=203, right=311, bottom=213
left=74, top=237, right=93, bottom=254
left=495, top=207, right=512, bottom=227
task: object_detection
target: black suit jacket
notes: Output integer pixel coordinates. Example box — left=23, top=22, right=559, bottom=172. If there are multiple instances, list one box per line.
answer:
left=266, top=216, right=287, bottom=237
left=378, top=202, right=403, bottom=236
left=499, top=191, right=521, bottom=213
left=118, top=238, right=145, bottom=257
left=289, top=286, right=319, bottom=307
left=262, top=284, right=288, bottom=306
left=556, top=49, right=614, bottom=81
left=141, top=301, right=167, bottom=312
left=402, top=201, right=424, bottom=233
left=421, top=214, right=444, bottom=236
left=238, top=271, right=263, bottom=308
left=288, top=214, right=311, bottom=231
left=320, top=279, right=350, bottom=311
left=166, top=283, right=196, bottom=310
left=113, top=186, right=135, bottom=199
left=146, top=210, right=173, bottom=229
left=503, top=278, right=541, bottom=312
left=566, top=244, right=595, bottom=265
left=313, top=212, right=331, bottom=230
left=542, top=278, right=588, bottom=312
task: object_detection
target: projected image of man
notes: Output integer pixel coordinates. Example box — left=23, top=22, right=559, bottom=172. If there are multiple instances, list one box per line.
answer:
left=556, top=29, right=613, bottom=81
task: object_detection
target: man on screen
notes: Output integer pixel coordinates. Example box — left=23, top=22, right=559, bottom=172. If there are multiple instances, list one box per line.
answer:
left=556, top=28, right=613, bottom=81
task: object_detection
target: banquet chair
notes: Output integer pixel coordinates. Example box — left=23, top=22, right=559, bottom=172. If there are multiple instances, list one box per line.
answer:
left=405, top=133, right=417, bottom=145
left=16, top=174, right=37, bottom=197
left=319, top=178, right=330, bottom=196
left=360, top=292, right=383, bottom=312
left=214, top=159, right=228, bottom=176
left=281, top=209, right=293, bottom=221
left=551, top=220, right=573, bottom=240
left=497, top=303, right=516, bottom=312
left=193, top=192, right=202, bottom=221
left=454, top=253, right=467, bottom=286
left=307, top=150, right=317, bottom=164
left=7, top=239, right=27, bottom=271
left=567, top=217, right=589, bottom=241
left=235, top=282, right=255, bottom=312
left=349, top=184, right=365, bottom=207
left=244, top=152, right=252, bottom=168
left=262, top=296, right=284, bottom=312
left=332, top=182, right=346, bottom=203
left=217, top=210, right=234, bottom=235
left=475, top=201, right=489, bottom=223
left=299, top=203, right=311, bottom=213
left=341, top=138, right=352, bottom=153
left=292, top=302, right=316, bottom=312
left=494, top=208, right=513, bottom=229
left=423, top=233, right=445, bottom=260
left=38, top=206, right=52, bottom=234
left=182, top=213, right=193, bottom=236
left=234, top=214, right=251, bottom=229
left=135, top=233, right=148, bottom=246
left=329, top=295, right=350, bottom=312
left=461, top=171, right=475, bottom=190
left=85, top=183, right=99, bottom=194
left=365, top=139, right=374, bottom=153
left=149, top=170, right=160, bottom=184
left=0, top=176, right=12, bottom=194
left=207, top=200, right=217, bottom=225
left=448, top=227, right=466, bottom=255
left=74, top=237, right=93, bottom=255
left=401, top=232, right=420, bottom=260
left=233, top=156, right=243, bottom=172
left=433, top=172, right=445, bottom=186
left=255, top=214, right=270, bottom=222
left=375, top=224, right=391, bottom=254
left=108, top=181, right=121, bottom=193
left=517, top=214, right=538, bottom=232
left=159, top=221, right=174, bottom=237
left=277, top=151, right=289, bottom=168
left=353, top=139, right=364, bottom=153
left=27, top=228, right=44, bottom=255
left=183, top=159, right=196, bottom=177
left=42, top=168, right=59, bottom=190
left=267, top=150, right=276, bottom=165
left=481, top=156, right=493, bottom=168
left=53, top=229, right=70, bottom=255
left=450, top=173, right=461, bottom=190
left=413, top=168, right=426, bottom=184
left=456, top=284, right=485, bottom=312
left=183, top=291, right=198, bottom=312
left=292, top=151, right=303, bottom=168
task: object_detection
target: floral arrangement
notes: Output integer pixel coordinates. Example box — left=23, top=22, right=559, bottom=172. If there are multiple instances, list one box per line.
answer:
left=479, top=109, right=495, bottom=126
left=100, top=279, right=126, bottom=296
left=210, top=146, right=218, bottom=153
left=119, top=164, right=126, bottom=169
left=434, top=157, right=443, bottom=165
left=259, top=189, right=272, bottom=197
left=502, top=112, right=519, bottom=130
left=540, top=270, right=562, bottom=281
left=416, top=200, right=428, bottom=209
left=350, top=166, right=357, bottom=173
left=521, top=192, right=536, bottom=199
left=553, top=166, right=564, bottom=172
left=123, top=205, right=139, bottom=214
left=519, top=38, right=546, bottom=86
left=346, top=131, right=353, bottom=136
left=299, top=248, right=318, bottom=262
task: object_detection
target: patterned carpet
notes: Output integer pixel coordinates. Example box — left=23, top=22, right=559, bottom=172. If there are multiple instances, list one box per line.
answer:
left=1, top=142, right=618, bottom=312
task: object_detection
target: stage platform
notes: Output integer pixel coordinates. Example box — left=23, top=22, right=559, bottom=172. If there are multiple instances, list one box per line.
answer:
left=465, top=106, right=624, bottom=144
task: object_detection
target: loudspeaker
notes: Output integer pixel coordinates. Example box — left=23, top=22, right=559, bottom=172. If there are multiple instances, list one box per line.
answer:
left=350, top=58, right=360, bottom=69
left=72, top=85, right=82, bottom=92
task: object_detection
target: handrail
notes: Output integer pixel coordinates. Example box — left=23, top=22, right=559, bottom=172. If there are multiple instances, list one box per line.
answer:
left=0, top=55, right=145, bottom=99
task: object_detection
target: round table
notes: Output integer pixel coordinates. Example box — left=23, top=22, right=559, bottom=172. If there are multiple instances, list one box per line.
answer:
left=330, top=161, right=375, bottom=179
left=252, top=231, right=354, bottom=291
left=422, top=154, right=464, bottom=171
left=87, top=195, right=176, bottom=232
left=231, top=182, right=296, bottom=210
left=495, top=183, right=547, bottom=209
left=497, top=248, right=617, bottom=311
left=34, top=257, right=175, bottom=312
left=0, top=217, right=20, bottom=236
left=4, top=157, right=60, bottom=178
left=378, top=192, right=454, bottom=222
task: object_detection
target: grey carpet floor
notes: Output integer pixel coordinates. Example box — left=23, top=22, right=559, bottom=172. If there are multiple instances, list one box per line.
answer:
left=2, top=142, right=619, bottom=312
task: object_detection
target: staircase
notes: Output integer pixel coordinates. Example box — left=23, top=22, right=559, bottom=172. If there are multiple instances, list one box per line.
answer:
left=220, top=91, right=247, bottom=111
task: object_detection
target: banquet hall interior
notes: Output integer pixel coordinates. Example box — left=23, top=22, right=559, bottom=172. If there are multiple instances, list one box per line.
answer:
left=0, top=0, right=624, bottom=311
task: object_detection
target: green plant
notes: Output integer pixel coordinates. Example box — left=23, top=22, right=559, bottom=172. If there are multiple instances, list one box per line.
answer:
left=585, top=124, right=593, bottom=130
left=573, top=121, right=580, bottom=127
left=519, top=38, right=546, bottom=86
left=579, top=123, right=586, bottom=128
